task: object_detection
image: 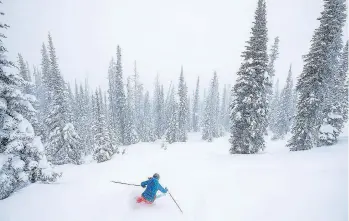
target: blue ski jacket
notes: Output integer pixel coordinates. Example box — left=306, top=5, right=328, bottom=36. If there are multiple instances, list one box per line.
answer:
left=141, top=177, right=168, bottom=202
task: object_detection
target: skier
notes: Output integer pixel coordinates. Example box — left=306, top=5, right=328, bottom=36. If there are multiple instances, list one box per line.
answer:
left=136, top=173, right=168, bottom=204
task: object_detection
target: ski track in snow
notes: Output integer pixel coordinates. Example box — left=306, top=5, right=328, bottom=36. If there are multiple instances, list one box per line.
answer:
left=0, top=132, right=347, bottom=221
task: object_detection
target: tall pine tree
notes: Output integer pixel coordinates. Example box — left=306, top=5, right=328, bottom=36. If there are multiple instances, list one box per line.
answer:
left=319, top=40, right=348, bottom=145
left=142, top=91, right=156, bottom=142
left=266, top=37, right=280, bottom=105
left=202, top=72, right=220, bottom=141
left=133, top=61, right=144, bottom=141
left=108, top=46, right=127, bottom=146
left=269, top=79, right=280, bottom=136
left=16, top=55, right=41, bottom=137
left=0, top=7, right=60, bottom=199
left=280, top=65, right=294, bottom=135
left=192, top=77, right=200, bottom=132
left=339, top=42, right=348, bottom=123
left=44, top=33, right=82, bottom=164
left=92, top=89, right=113, bottom=163
left=124, top=76, right=139, bottom=145
left=230, top=0, right=268, bottom=154
left=287, top=0, right=346, bottom=151
left=40, top=43, right=51, bottom=140
left=165, top=87, right=178, bottom=144
left=220, top=84, right=229, bottom=133
left=32, top=66, right=45, bottom=137
left=17, top=54, right=32, bottom=94
left=177, top=67, right=188, bottom=142
left=270, top=67, right=295, bottom=140
left=153, top=75, right=164, bottom=139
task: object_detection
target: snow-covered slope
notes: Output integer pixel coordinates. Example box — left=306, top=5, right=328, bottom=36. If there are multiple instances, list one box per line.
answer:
left=0, top=133, right=347, bottom=221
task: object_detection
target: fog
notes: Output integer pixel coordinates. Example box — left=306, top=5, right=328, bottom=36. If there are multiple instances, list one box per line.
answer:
left=3, top=0, right=348, bottom=93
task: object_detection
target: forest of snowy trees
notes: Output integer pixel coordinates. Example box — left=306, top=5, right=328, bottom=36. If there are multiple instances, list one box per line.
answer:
left=230, top=0, right=347, bottom=154
left=0, top=0, right=348, bottom=199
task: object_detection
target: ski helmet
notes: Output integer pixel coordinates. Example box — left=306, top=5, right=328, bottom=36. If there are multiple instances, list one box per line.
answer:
left=153, top=173, right=160, bottom=179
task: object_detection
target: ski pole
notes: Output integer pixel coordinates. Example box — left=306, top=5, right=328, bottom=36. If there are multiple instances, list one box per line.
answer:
left=168, top=191, right=183, bottom=214
left=111, top=181, right=141, bottom=187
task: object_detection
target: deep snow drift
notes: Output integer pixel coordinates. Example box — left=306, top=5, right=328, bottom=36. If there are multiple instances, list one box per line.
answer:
left=0, top=132, right=347, bottom=221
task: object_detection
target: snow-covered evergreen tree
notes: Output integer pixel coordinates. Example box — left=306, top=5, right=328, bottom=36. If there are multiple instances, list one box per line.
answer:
left=200, top=89, right=207, bottom=129
left=124, top=76, right=139, bottom=145
left=339, top=42, right=348, bottom=123
left=266, top=37, right=280, bottom=105
left=103, top=91, right=108, bottom=119
left=273, top=95, right=287, bottom=140
left=177, top=67, right=188, bottom=142
left=15, top=56, right=41, bottom=137
left=40, top=43, right=51, bottom=139
left=73, top=81, right=80, bottom=126
left=83, top=80, right=94, bottom=154
left=287, top=0, right=346, bottom=151
left=92, top=89, right=113, bottom=163
left=44, top=33, right=83, bottom=164
left=0, top=11, right=61, bottom=199
left=165, top=87, right=178, bottom=144
left=230, top=0, right=268, bottom=154
left=187, top=95, right=192, bottom=132
left=319, top=40, right=348, bottom=146
left=17, top=54, right=32, bottom=95
left=212, top=74, right=220, bottom=137
left=202, top=72, right=220, bottom=141
left=265, top=37, right=279, bottom=135
left=26, top=61, right=32, bottom=82
left=102, top=90, right=114, bottom=149
left=202, top=96, right=213, bottom=142
left=66, top=83, right=74, bottom=124
left=270, top=67, right=295, bottom=140
left=32, top=66, right=45, bottom=137
left=153, top=75, right=165, bottom=139
left=192, top=77, right=200, bottom=132
left=220, top=84, right=229, bottom=133
left=108, top=46, right=127, bottom=146
left=73, top=83, right=85, bottom=151
left=143, top=91, right=156, bottom=142
left=32, top=66, right=42, bottom=103
left=132, top=61, right=144, bottom=141
left=280, top=65, right=294, bottom=135
left=107, top=58, right=120, bottom=147
left=291, top=88, right=298, bottom=126
left=269, top=79, right=280, bottom=136
left=164, top=82, right=173, bottom=133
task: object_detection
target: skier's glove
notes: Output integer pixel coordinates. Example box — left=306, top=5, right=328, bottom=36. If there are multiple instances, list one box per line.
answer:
left=165, top=187, right=168, bottom=192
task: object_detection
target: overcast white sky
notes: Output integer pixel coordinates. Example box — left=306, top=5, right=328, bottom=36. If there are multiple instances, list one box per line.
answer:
left=2, top=0, right=348, bottom=94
